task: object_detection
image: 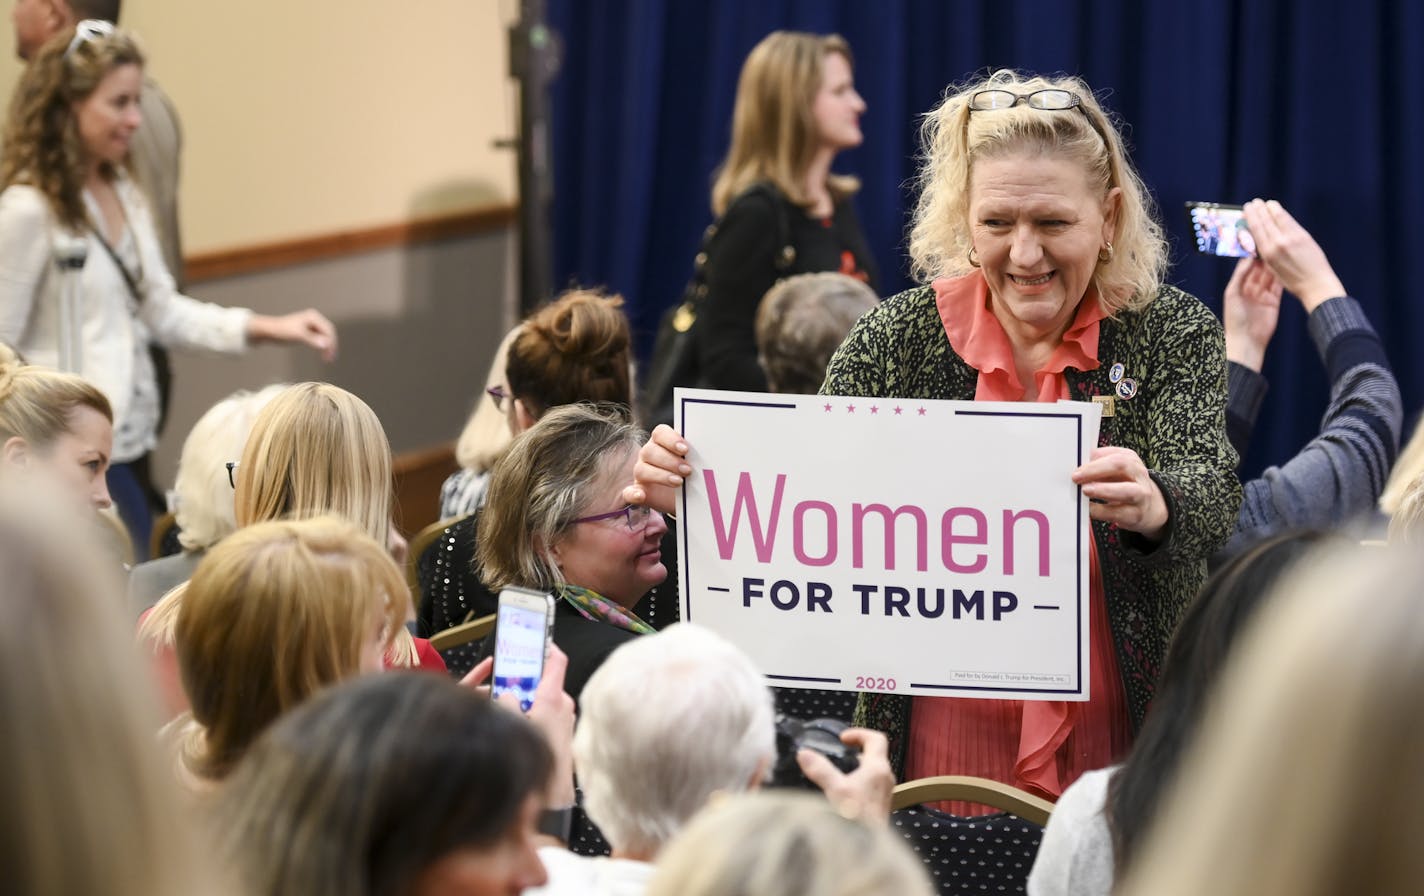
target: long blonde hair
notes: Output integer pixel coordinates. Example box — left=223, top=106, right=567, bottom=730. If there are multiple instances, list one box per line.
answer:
left=1120, top=543, right=1424, bottom=896
left=710, top=31, right=859, bottom=215
left=173, top=516, right=405, bottom=783
left=141, top=382, right=416, bottom=667
left=236, top=382, right=415, bottom=665
left=1387, top=469, right=1424, bottom=544
left=0, top=23, right=145, bottom=228
left=234, top=382, right=392, bottom=545
left=0, top=483, right=208, bottom=896
left=907, top=69, right=1167, bottom=314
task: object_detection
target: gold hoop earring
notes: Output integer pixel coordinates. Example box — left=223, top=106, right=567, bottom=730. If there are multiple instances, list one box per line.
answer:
left=967, top=246, right=981, bottom=268
left=1098, top=242, right=1114, bottom=263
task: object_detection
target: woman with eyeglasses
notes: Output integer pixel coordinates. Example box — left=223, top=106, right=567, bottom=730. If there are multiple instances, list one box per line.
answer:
left=0, top=21, right=337, bottom=560
left=477, top=403, right=666, bottom=705
left=440, top=289, right=632, bottom=520
left=629, top=70, right=1240, bottom=808
left=423, top=290, right=642, bottom=670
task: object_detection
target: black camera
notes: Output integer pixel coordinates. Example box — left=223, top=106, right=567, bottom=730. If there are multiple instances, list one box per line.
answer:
left=770, top=715, right=860, bottom=789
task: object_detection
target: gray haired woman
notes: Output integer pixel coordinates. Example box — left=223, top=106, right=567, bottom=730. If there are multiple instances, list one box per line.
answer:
left=478, top=403, right=669, bottom=703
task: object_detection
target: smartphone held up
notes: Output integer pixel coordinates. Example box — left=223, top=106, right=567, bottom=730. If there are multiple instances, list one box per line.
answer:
left=491, top=586, right=555, bottom=712
left=1186, top=201, right=1256, bottom=258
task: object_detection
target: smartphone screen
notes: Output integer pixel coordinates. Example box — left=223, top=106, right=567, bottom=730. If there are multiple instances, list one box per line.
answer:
left=1185, top=201, right=1256, bottom=258
left=491, top=587, right=553, bottom=712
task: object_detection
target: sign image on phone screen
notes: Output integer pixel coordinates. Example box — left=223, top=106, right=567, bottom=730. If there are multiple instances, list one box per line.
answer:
left=491, top=587, right=553, bottom=712
left=1185, top=201, right=1256, bottom=258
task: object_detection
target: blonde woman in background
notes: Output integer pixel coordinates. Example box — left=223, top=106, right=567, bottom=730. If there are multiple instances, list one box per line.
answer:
left=232, top=381, right=438, bottom=672
left=0, top=22, right=336, bottom=556
left=166, top=516, right=405, bottom=791
left=0, top=483, right=212, bottom=896
left=233, top=382, right=395, bottom=544
left=141, top=383, right=443, bottom=717
left=646, top=792, right=933, bottom=896
left=125, top=384, right=285, bottom=616
left=1119, top=542, right=1424, bottom=896
left=691, top=30, right=877, bottom=396
left=0, top=343, right=112, bottom=512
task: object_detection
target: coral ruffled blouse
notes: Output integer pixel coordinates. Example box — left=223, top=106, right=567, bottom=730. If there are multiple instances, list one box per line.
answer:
left=904, top=274, right=1131, bottom=807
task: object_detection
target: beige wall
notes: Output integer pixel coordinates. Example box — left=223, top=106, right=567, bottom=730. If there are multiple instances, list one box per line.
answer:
left=0, top=0, right=519, bottom=253
left=0, top=1, right=524, bottom=526
left=156, top=229, right=516, bottom=520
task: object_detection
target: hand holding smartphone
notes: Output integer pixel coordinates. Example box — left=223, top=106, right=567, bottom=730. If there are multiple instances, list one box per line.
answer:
left=491, top=586, right=555, bottom=712
left=1186, top=201, right=1257, bottom=258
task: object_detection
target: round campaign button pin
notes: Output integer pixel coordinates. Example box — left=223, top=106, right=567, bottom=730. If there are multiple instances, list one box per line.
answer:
left=1116, top=378, right=1138, bottom=400
left=1108, top=363, right=1125, bottom=384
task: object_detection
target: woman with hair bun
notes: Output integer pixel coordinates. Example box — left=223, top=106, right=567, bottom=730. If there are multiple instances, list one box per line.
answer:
left=424, top=290, right=643, bottom=655
left=0, top=343, right=113, bottom=511
left=439, top=289, right=630, bottom=520
left=500, top=289, right=632, bottom=431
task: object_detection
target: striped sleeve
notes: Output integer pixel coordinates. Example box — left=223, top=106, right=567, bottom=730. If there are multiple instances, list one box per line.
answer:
left=1229, top=295, right=1402, bottom=549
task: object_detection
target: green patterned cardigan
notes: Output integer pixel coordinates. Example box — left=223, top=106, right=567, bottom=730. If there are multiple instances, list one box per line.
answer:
left=821, top=283, right=1242, bottom=775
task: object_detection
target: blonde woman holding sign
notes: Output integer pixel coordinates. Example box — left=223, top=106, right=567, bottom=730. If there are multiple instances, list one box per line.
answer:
left=629, top=70, right=1240, bottom=807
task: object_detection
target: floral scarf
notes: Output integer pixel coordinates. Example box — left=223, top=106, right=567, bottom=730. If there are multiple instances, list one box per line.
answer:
left=558, top=584, right=655, bottom=635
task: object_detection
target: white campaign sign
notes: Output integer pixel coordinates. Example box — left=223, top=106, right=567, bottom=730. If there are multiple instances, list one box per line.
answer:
left=674, top=388, right=1101, bottom=702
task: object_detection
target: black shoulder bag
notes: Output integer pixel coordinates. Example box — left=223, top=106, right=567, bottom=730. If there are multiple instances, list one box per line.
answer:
left=639, top=184, right=795, bottom=427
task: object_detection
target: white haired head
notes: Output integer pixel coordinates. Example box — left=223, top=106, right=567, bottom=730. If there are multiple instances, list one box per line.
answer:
left=172, top=384, right=286, bottom=552
left=573, top=623, right=775, bottom=857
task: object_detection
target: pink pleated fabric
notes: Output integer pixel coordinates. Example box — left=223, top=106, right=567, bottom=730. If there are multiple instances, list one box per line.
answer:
left=904, top=274, right=1132, bottom=814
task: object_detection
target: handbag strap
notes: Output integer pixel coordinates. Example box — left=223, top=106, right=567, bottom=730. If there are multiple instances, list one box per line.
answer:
left=685, top=182, right=796, bottom=308
left=89, top=224, right=145, bottom=305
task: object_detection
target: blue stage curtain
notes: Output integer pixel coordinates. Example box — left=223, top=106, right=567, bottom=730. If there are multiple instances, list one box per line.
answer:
left=547, top=0, right=1422, bottom=479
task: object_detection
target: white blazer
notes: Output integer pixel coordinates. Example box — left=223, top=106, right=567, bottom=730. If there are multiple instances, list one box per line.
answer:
left=0, top=177, right=251, bottom=462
